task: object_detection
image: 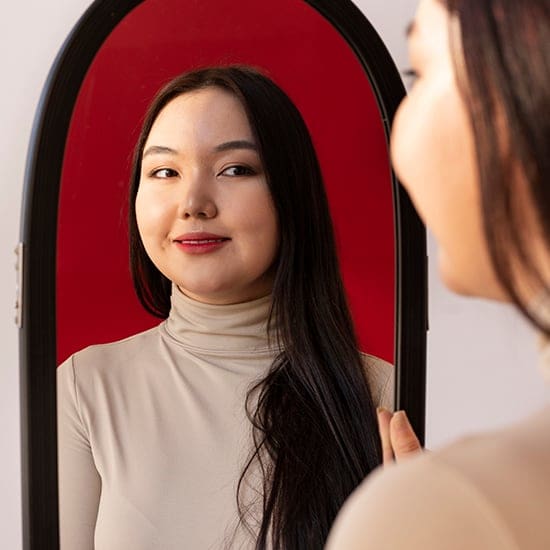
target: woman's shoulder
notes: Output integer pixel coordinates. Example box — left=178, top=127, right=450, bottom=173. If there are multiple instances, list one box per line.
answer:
left=327, top=451, right=518, bottom=550
left=57, top=324, right=162, bottom=381
left=359, top=352, right=394, bottom=411
left=327, top=407, right=550, bottom=550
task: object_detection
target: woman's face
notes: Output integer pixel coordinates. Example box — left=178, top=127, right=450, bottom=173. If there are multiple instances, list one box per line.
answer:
left=391, top=0, right=505, bottom=300
left=136, top=87, right=279, bottom=305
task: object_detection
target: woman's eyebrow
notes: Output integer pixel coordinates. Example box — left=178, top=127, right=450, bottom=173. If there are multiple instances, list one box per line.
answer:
left=142, top=145, right=178, bottom=158
left=142, top=141, right=258, bottom=159
left=214, top=140, right=258, bottom=152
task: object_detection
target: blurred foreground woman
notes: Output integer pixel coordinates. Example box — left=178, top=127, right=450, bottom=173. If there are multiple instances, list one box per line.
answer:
left=327, top=0, right=550, bottom=548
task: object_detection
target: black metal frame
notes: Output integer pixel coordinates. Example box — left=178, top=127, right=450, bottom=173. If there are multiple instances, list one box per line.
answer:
left=19, top=0, right=427, bottom=548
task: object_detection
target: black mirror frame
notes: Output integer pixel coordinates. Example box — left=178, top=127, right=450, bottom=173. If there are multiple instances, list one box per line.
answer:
left=19, top=0, right=427, bottom=547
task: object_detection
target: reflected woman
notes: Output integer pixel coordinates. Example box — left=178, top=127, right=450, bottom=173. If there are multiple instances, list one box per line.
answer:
left=327, top=0, right=550, bottom=548
left=57, top=66, right=393, bottom=550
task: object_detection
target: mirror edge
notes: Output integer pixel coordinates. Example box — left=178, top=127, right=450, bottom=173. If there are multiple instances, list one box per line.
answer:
left=19, top=0, right=427, bottom=547
left=19, top=1, right=146, bottom=547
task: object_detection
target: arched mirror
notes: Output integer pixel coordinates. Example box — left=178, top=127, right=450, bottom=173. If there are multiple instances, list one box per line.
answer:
left=19, top=0, right=426, bottom=547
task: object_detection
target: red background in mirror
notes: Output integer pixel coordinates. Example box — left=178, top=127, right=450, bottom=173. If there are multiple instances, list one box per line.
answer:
left=57, top=0, right=395, bottom=364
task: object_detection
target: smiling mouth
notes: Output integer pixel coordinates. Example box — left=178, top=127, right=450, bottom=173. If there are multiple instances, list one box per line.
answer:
left=173, top=236, right=230, bottom=254
left=179, top=238, right=229, bottom=244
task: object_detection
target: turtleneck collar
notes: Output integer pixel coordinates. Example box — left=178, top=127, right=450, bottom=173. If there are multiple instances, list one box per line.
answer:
left=164, top=284, right=276, bottom=353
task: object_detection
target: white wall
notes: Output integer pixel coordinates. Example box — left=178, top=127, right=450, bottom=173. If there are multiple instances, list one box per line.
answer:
left=1, top=1, right=546, bottom=548
left=1, top=2, right=95, bottom=548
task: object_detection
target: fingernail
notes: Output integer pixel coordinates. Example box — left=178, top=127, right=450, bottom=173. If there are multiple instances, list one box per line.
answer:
left=393, top=410, right=409, bottom=428
left=377, top=406, right=388, bottom=414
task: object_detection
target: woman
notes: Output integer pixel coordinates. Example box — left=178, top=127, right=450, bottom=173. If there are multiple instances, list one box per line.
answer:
left=57, top=66, right=393, bottom=550
left=327, top=0, right=550, bottom=548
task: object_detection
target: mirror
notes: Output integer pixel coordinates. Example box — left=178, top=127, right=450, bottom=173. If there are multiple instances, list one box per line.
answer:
left=20, top=0, right=426, bottom=547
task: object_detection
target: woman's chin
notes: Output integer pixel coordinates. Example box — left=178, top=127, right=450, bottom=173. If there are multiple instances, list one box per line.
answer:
left=438, top=255, right=508, bottom=302
left=176, top=284, right=265, bottom=306
left=176, top=285, right=233, bottom=305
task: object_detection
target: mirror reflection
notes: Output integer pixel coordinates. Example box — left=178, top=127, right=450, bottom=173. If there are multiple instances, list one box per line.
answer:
left=58, top=65, right=394, bottom=549
left=55, top=1, right=397, bottom=548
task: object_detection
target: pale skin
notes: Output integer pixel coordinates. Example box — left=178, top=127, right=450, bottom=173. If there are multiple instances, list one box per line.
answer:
left=376, top=408, right=421, bottom=465
left=136, top=87, right=279, bottom=306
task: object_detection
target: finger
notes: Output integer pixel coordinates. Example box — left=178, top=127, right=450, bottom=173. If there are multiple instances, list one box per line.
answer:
left=389, top=410, right=421, bottom=462
left=376, top=407, right=394, bottom=466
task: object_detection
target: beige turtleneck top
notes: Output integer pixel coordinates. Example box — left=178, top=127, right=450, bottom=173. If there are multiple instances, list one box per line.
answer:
left=326, top=348, right=550, bottom=550
left=57, top=287, right=393, bottom=550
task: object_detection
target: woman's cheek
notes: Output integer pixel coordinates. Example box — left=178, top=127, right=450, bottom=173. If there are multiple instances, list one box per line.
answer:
left=136, top=187, right=171, bottom=231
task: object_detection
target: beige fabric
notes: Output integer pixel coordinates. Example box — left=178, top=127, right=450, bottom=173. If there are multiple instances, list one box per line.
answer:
left=58, top=287, right=393, bottom=550
left=327, top=404, right=550, bottom=550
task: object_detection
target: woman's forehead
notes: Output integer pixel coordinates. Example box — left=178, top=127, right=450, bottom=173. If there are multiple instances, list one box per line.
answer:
left=145, top=89, right=254, bottom=148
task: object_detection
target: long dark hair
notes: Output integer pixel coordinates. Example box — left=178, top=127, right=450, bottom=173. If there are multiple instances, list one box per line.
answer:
left=128, top=66, right=382, bottom=548
left=444, top=0, right=550, bottom=333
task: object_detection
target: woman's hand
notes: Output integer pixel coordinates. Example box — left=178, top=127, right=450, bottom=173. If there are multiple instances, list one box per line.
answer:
left=377, top=407, right=422, bottom=465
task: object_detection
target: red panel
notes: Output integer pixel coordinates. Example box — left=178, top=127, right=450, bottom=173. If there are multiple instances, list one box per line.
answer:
left=57, top=0, right=395, bottom=364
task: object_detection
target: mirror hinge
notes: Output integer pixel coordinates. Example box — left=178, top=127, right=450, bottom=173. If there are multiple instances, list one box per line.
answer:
left=15, top=242, right=23, bottom=328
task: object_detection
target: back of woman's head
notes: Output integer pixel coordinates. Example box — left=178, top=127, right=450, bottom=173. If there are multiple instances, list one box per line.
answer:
left=128, top=66, right=381, bottom=549
left=444, top=0, right=550, bottom=331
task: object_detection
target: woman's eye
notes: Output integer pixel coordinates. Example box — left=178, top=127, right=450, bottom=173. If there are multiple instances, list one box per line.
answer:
left=151, top=168, right=178, bottom=178
left=220, top=165, right=255, bottom=177
left=401, top=68, right=419, bottom=87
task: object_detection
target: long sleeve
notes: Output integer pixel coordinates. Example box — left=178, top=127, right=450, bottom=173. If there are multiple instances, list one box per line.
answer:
left=57, top=357, right=102, bottom=550
left=361, top=353, right=394, bottom=412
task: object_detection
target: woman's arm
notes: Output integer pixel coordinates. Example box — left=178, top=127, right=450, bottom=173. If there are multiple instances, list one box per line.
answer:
left=57, top=357, right=101, bottom=550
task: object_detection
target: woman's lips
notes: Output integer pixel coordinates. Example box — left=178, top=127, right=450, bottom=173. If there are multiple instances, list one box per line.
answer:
left=173, top=232, right=230, bottom=254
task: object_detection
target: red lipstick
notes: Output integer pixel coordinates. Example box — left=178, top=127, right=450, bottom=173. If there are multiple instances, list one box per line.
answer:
left=173, top=232, right=230, bottom=254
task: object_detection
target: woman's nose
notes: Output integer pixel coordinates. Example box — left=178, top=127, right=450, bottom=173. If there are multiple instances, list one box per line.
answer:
left=177, top=179, right=217, bottom=219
